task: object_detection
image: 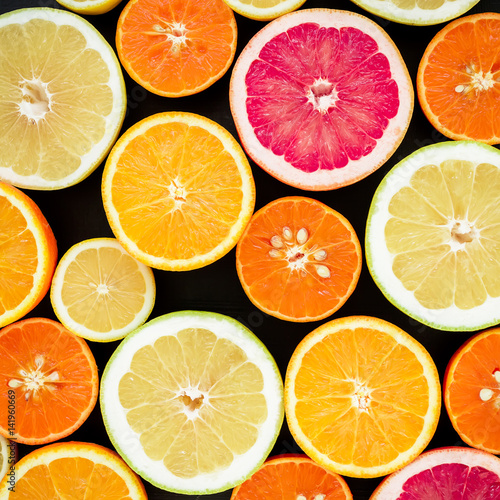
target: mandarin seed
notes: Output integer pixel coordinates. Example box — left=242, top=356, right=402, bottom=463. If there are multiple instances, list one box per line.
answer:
left=455, top=84, right=465, bottom=93
left=269, top=249, right=284, bottom=259
left=314, top=249, right=327, bottom=261
left=8, top=379, right=23, bottom=388
left=316, top=264, right=330, bottom=278
left=270, top=235, right=284, bottom=249
left=480, top=388, right=494, bottom=401
left=494, top=370, right=500, bottom=383
left=297, top=496, right=306, bottom=500
left=297, top=228, right=309, bottom=244
left=283, top=226, right=293, bottom=241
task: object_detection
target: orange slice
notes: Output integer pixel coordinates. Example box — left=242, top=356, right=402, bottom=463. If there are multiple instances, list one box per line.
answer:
left=230, top=454, right=353, bottom=499
left=417, top=13, right=500, bottom=144
left=0, top=441, right=147, bottom=499
left=0, top=182, right=57, bottom=328
left=236, top=196, right=362, bottom=322
left=285, top=316, right=441, bottom=478
left=102, top=112, right=255, bottom=271
left=116, top=0, right=237, bottom=97
left=0, top=318, right=98, bottom=445
left=444, top=327, right=500, bottom=454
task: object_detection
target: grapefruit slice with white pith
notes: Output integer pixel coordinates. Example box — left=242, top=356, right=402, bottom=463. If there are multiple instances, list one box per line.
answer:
left=230, top=9, right=413, bottom=191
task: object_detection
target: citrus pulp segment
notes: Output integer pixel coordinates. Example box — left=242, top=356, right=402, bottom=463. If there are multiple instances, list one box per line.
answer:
left=366, top=141, right=500, bottom=331
left=284, top=316, right=441, bottom=478
left=56, top=0, right=124, bottom=15
left=116, top=0, right=237, bottom=97
left=230, top=454, right=353, bottom=499
left=417, top=13, right=500, bottom=144
left=236, top=196, right=362, bottom=322
left=0, top=441, right=147, bottom=499
left=0, top=318, right=99, bottom=445
left=369, top=446, right=500, bottom=499
left=100, top=311, right=284, bottom=494
left=0, top=182, right=57, bottom=328
left=0, top=8, right=126, bottom=190
left=350, top=0, right=479, bottom=26
left=444, top=327, right=500, bottom=454
left=50, top=238, right=156, bottom=342
left=229, top=8, right=413, bottom=191
left=0, top=436, right=14, bottom=483
left=102, top=112, right=256, bottom=271
left=222, top=0, right=307, bottom=21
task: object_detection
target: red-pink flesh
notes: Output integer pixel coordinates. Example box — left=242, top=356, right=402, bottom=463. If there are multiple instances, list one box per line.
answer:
left=244, top=22, right=399, bottom=173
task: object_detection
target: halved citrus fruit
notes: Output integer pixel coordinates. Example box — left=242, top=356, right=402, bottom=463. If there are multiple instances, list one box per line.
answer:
left=0, top=8, right=126, bottom=190
left=116, top=0, right=237, bottom=97
left=229, top=8, right=413, bottom=191
left=350, top=0, right=479, bottom=26
left=222, top=0, right=307, bottom=21
left=444, top=327, right=500, bottom=454
left=50, top=238, right=156, bottom=342
left=102, top=111, right=255, bottom=271
left=56, top=0, right=124, bottom=15
left=0, top=436, right=15, bottom=483
left=0, top=441, right=147, bottom=499
left=230, top=454, right=353, bottom=499
left=0, top=182, right=57, bottom=329
left=285, top=316, right=441, bottom=478
left=236, top=196, right=362, bottom=322
left=366, top=140, right=500, bottom=331
left=370, top=446, right=500, bottom=499
left=0, top=318, right=99, bottom=445
left=417, top=13, right=500, bottom=144
left=100, top=311, right=284, bottom=494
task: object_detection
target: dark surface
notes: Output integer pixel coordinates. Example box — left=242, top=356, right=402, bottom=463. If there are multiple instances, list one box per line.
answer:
left=1, top=0, right=500, bottom=498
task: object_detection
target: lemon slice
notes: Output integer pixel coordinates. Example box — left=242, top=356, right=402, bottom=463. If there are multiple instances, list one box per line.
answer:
left=0, top=8, right=126, bottom=190
left=0, top=436, right=15, bottom=483
left=366, top=141, right=500, bottom=331
left=222, top=0, right=307, bottom=20
left=100, top=311, right=284, bottom=494
left=56, top=0, right=124, bottom=15
left=350, top=0, right=479, bottom=26
left=50, top=238, right=156, bottom=342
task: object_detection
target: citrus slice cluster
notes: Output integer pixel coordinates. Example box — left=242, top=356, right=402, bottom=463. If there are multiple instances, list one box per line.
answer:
left=366, top=141, right=500, bottom=331
left=0, top=8, right=126, bottom=190
left=100, top=311, right=284, bottom=494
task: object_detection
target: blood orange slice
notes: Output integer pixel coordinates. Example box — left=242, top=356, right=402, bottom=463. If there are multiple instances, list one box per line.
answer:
left=370, top=447, right=500, bottom=499
left=230, top=9, right=413, bottom=191
left=444, top=327, right=500, bottom=454
left=235, top=196, right=362, bottom=322
left=230, top=454, right=352, bottom=499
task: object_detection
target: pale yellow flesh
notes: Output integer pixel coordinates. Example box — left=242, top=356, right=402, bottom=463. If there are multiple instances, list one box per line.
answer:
left=118, top=328, right=268, bottom=479
left=390, top=0, right=447, bottom=11
left=60, top=247, right=148, bottom=333
left=0, top=19, right=113, bottom=182
left=386, top=160, right=500, bottom=310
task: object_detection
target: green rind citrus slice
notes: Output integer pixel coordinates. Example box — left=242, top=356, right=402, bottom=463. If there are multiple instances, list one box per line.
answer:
left=100, top=311, right=284, bottom=494
left=366, top=141, right=500, bottom=331
left=349, top=0, right=479, bottom=26
left=0, top=8, right=126, bottom=190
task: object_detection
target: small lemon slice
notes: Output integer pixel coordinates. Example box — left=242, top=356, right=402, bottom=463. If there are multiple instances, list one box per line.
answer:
left=56, top=0, right=124, bottom=15
left=223, top=0, right=307, bottom=21
left=51, top=238, right=155, bottom=342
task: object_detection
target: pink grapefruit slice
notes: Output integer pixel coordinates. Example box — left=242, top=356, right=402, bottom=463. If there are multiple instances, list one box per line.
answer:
left=370, top=447, right=500, bottom=499
left=229, top=9, right=413, bottom=191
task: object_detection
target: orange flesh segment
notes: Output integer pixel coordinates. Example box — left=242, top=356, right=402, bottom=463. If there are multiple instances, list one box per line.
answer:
left=0, top=319, right=97, bottom=443
left=117, top=0, right=236, bottom=95
left=293, top=325, right=431, bottom=469
left=237, top=197, right=361, bottom=321
left=420, top=15, right=500, bottom=143
left=111, top=122, right=244, bottom=261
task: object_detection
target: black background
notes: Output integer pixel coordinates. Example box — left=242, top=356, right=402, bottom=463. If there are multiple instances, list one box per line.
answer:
left=1, top=0, right=500, bottom=498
